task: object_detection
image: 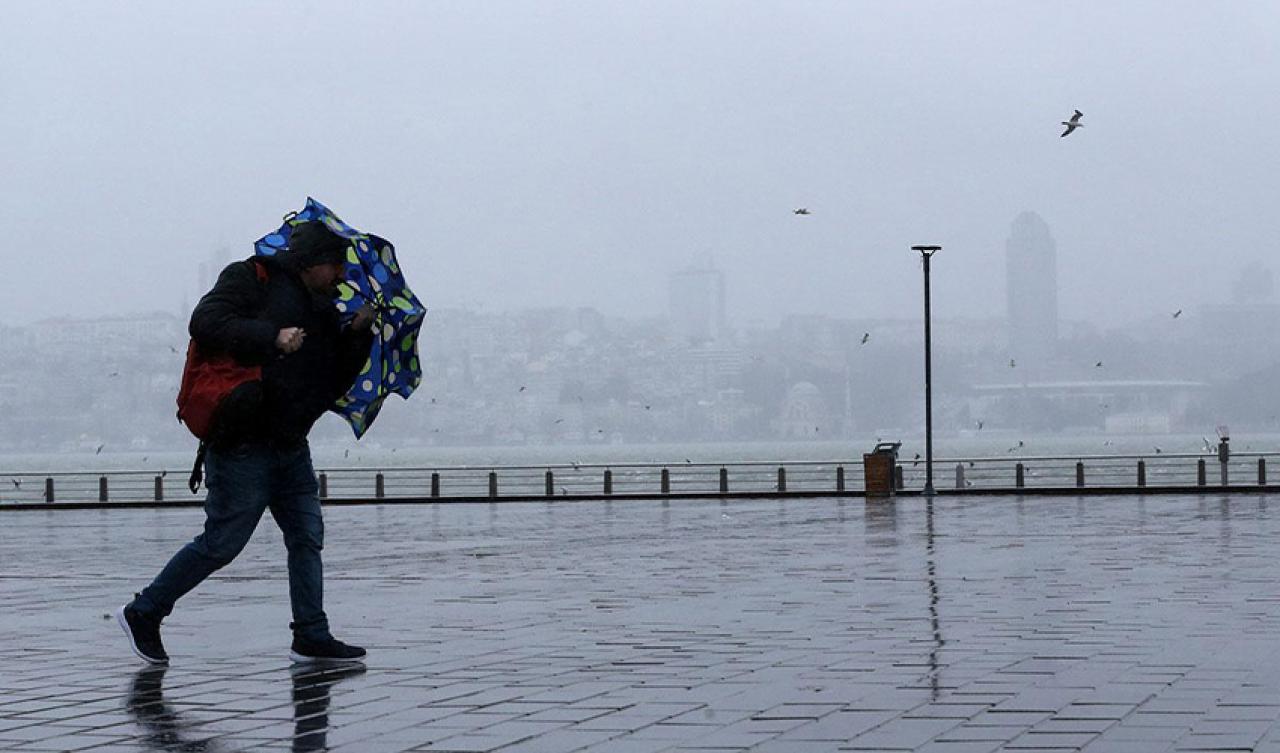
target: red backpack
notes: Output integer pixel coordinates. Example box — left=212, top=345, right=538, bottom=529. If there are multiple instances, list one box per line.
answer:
left=176, top=259, right=269, bottom=490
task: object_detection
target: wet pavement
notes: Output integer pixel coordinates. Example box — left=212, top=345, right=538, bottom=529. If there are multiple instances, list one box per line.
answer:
left=4, top=493, right=1280, bottom=751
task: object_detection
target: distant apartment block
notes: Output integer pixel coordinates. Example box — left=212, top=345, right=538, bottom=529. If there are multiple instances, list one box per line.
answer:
left=669, top=263, right=727, bottom=344
left=1006, top=211, right=1059, bottom=371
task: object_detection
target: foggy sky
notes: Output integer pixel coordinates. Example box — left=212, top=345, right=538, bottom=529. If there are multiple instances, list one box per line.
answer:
left=3, top=1, right=1278, bottom=329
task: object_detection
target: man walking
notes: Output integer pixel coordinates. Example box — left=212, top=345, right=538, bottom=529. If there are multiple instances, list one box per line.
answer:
left=118, top=220, right=374, bottom=664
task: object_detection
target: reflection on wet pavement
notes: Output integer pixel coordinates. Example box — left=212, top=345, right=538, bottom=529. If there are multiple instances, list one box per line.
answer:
left=126, top=665, right=222, bottom=752
left=291, top=664, right=367, bottom=752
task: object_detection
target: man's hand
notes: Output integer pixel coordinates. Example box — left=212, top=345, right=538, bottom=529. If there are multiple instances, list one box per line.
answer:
left=351, top=303, right=375, bottom=333
left=275, top=327, right=305, bottom=354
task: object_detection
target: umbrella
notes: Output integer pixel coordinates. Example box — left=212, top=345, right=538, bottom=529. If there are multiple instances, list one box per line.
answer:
left=255, top=197, right=426, bottom=438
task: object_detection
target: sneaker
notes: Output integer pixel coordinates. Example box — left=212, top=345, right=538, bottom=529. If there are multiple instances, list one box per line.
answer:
left=290, top=635, right=366, bottom=664
left=117, top=601, right=168, bottom=665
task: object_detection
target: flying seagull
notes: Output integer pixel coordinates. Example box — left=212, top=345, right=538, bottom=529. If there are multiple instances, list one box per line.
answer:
left=793, top=208, right=811, bottom=215
left=860, top=332, right=870, bottom=345
left=1172, top=309, right=1182, bottom=319
left=1060, top=110, right=1084, bottom=137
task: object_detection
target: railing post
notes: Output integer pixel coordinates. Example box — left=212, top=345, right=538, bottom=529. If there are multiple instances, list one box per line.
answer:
left=488, top=471, right=498, bottom=499
left=431, top=472, right=440, bottom=498
left=545, top=470, right=554, bottom=497
left=1015, top=463, right=1024, bottom=489
left=836, top=465, right=845, bottom=492
left=318, top=472, right=328, bottom=499
left=1197, top=459, right=1206, bottom=486
left=375, top=473, right=385, bottom=499
left=719, top=467, right=728, bottom=493
left=894, top=464, right=904, bottom=490
left=45, top=477, right=54, bottom=503
left=603, top=469, right=612, bottom=495
left=1076, top=461, right=1085, bottom=488
left=777, top=466, right=787, bottom=493
left=1137, top=460, right=1146, bottom=488
left=154, top=475, right=163, bottom=502
left=1259, top=458, right=1267, bottom=486
left=955, top=463, right=964, bottom=489
left=1219, top=438, right=1230, bottom=486
left=99, top=476, right=108, bottom=503
left=660, top=468, right=670, bottom=495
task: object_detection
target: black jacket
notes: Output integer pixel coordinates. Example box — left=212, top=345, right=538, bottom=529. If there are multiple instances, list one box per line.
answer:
left=190, top=255, right=372, bottom=447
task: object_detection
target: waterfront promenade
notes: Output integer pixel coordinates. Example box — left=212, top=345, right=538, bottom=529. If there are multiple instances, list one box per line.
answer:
left=5, top=494, right=1280, bottom=751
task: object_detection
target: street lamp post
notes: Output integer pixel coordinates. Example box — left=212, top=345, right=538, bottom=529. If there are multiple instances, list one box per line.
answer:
left=912, top=245, right=941, bottom=496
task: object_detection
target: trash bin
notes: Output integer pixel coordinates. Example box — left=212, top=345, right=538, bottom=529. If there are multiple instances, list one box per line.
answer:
left=863, top=441, right=901, bottom=497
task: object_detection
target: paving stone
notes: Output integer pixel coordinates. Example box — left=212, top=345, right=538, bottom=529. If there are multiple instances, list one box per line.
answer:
left=934, top=724, right=1028, bottom=743
left=1006, top=729, right=1099, bottom=748
left=914, top=742, right=1003, bottom=753
left=845, top=717, right=961, bottom=749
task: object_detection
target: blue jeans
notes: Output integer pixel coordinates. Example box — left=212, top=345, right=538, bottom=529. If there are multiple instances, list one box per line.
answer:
left=133, top=441, right=331, bottom=641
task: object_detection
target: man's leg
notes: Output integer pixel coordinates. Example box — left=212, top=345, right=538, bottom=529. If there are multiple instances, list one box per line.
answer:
left=268, top=443, right=329, bottom=640
left=271, top=443, right=364, bottom=662
left=131, top=444, right=272, bottom=621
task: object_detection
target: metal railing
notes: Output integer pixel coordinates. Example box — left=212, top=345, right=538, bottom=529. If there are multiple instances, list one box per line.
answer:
left=909, top=451, right=1276, bottom=491
left=317, top=460, right=854, bottom=501
left=2, top=451, right=1278, bottom=508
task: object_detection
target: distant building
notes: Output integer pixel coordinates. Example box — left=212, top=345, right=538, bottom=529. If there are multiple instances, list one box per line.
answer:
left=968, top=379, right=1208, bottom=433
left=197, top=245, right=233, bottom=296
left=669, top=263, right=727, bottom=344
left=29, top=312, right=183, bottom=352
left=1005, top=211, right=1059, bottom=371
left=1195, top=262, right=1280, bottom=374
left=776, top=381, right=828, bottom=438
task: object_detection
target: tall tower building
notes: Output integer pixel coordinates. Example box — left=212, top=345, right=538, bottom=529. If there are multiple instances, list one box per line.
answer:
left=196, top=246, right=233, bottom=297
left=1005, top=211, right=1059, bottom=370
left=669, top=263, right=727, bottom=344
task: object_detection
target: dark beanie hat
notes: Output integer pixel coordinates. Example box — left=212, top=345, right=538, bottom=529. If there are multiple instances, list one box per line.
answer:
left=287, top=220, right=349, bottom=268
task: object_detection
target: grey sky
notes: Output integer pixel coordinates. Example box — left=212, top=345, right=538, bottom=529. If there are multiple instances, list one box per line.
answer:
left=3, top=1, right=1277, bottom=328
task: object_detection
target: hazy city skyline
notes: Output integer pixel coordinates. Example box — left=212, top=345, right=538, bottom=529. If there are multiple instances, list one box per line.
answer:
left=4, top=2, right=1279, bottom=330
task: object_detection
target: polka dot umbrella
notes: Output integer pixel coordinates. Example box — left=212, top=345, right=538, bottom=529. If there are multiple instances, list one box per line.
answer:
left=254, top=197, right=426, bottom=438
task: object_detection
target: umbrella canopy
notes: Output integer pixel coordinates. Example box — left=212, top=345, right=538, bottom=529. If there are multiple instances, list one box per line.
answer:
left=255, top=197, right=426, bottom=438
